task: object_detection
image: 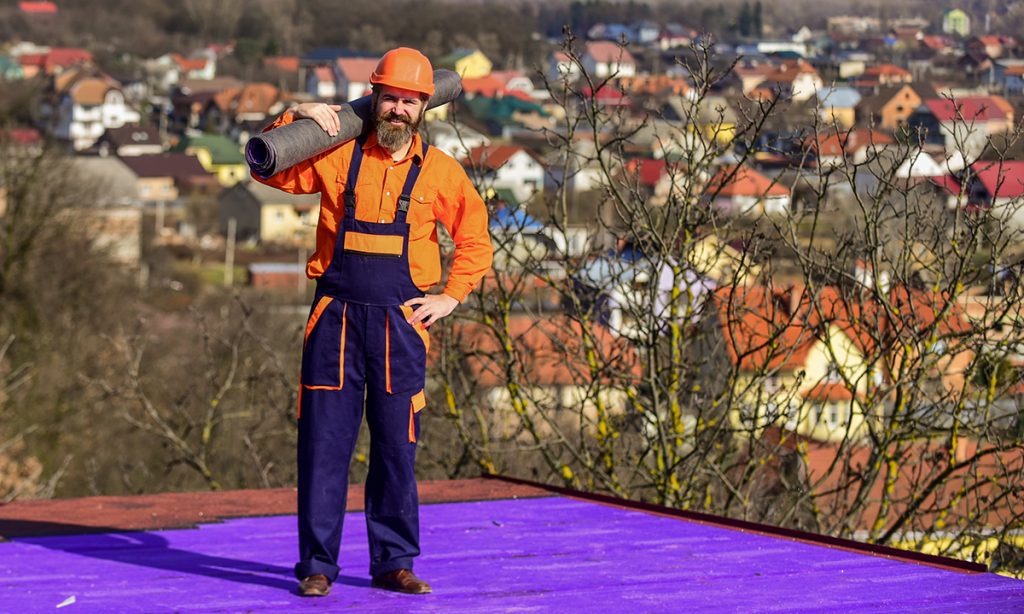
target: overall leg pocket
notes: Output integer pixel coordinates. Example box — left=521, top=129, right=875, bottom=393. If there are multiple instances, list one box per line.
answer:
left=383, top=305, right=429, bottom=395
left=301, top=298, right=347, bottom=390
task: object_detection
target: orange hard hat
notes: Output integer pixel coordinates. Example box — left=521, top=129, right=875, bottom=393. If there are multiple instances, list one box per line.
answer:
left=370, top=47, right=435, bottom=97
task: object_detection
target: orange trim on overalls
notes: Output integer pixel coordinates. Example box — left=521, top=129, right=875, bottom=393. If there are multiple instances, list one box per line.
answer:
left=409, top=390, right=426, bottom=442
left=344, top=231, right=404, bottom=256
left=299, top=296, right=336, bottom=419
left=385, top=312, right=392, bottom=393
left=399, top=305, right=430, bottom=354
left=304, top=296, right=334, bottom=346
left=301, top=303, right=347, bottom=392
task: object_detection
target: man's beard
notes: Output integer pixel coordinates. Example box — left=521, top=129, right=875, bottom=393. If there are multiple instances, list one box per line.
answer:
left=375, top=108, right=422, bottom=152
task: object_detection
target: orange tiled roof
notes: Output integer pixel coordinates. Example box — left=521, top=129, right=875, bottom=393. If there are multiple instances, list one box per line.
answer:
left=263, top=56, right=300, bottom=72
left=809, top=129, right=895, bottom=158
left=170, top=53, right=207, bottom=72
left=466, top=145, right=533, bottom=170
left=456, top=315, right=640, bottom=387
left=461, top=75, right=504, bottom=97
left=71, top=77, right=111, bottom=106
left=863, top=63, right=911, bottom=77
left=716, top=284, right=972, bottom=373
left=707, top=165, right=790, bottom=198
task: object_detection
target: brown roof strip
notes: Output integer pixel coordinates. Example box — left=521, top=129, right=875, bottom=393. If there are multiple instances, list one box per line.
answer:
left=0, top=478, right=550, bottom=539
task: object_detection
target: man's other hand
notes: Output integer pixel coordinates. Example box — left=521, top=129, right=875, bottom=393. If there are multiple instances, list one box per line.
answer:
left=292, top=103, right=343, bottom=137
left=403, top=294, right=459, bottom=327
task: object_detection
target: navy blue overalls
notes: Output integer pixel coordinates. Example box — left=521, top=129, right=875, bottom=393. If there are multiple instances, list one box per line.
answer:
left=295, top=135, right=431, bottom=582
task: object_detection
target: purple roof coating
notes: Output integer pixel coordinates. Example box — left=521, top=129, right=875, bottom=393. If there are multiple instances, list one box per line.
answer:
left=1, top=496, right=1022, bottom=612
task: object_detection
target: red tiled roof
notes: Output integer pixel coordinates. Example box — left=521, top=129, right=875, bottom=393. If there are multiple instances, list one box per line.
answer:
left=920, top=35, right=952, bottom=50
left=809, top=129, right=895, bottom=158
left=2, top=128, right=42, bottom=144
left=924, top=97, right=1007, bottom=122
left=170, top=53, right=207, bottom=72
left=928, top=174, right=963, bottom=197
left=707, top=165, right=790, bottom=198
left=802, top=382, right=861, bottom=402
left=863, top=64, right=911, bottom=77
left=19, top=1, right=57, bottom=13
left=461, top=75, right=504, bottom=97
left=971, top=160, right=1024, bottom=200
left=585, top=41, right=636, bottom=65
left=466, top=145, right=531, bottom=170
left=44, top=48, right=93, bottom=72
left=632, top=158, right=667, bottom=187
left=764, top=60, right=820, bottom=83
left=335, top=57, right=376, bottom=82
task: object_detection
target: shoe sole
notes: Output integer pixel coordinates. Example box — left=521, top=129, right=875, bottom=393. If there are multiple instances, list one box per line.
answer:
left=371, top=581, right=432, bottom=594
left=298, top=585, right=331, bottom=597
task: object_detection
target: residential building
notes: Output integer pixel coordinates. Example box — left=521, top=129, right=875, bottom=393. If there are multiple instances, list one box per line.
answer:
left=705, top=165, right=792, bottom=216
left=856, top=83, right=934, bottom=131
left=48, top=68, right=141, bottom=150
left=455, top=315, right=638, bottom=440
left=816, top=87, right=861, bottom=130
left=437, top=49, right=492, bottom=79
left=218, top=180, right=319, bottom=245
left=966, top=160, right=1024, bottom=231
left=761, top=60, right=823, bottom=102
left=424, top=120, right=490, bottom=161
left=96, top=125, right=163, bottom=157
left=335, top=57, right=377, bottom=102
left=582, top=41, right=637, bottom=80
left=942, top=9, right=970, bottom=37
left=907, top=97, right=1009, bottom=158
left=119, top=153, right=216, bottom=205
left=18, top=47, right=91, bottom=78
left=306, top=66, right=336, bottom=99
left=858, top=64, right=913, bottom=87
left=173, top=134, right=248, bottom=187
left=465, top=144, right=545, bottom=203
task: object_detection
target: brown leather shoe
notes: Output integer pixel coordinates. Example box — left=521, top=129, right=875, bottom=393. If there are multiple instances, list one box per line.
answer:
left=298, top=574, right=331, bottom=597
left=371, top=569, right=432, bottom=594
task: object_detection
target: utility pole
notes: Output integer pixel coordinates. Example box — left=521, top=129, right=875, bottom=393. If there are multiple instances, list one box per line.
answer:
left=225, top=217, right=236, bottom=287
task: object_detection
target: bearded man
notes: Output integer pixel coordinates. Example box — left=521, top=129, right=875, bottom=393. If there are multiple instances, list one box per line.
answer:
left=253, top=47, right=492, bottom=598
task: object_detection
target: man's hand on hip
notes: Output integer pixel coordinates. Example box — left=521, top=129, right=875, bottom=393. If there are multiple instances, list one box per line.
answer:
left=404, top=294, right=459, bottom=326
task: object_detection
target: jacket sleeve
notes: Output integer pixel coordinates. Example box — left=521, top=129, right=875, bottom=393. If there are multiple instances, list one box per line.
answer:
left=249, top=110, right=324, bottom=195
left=436, top=163, right=493, bottom=302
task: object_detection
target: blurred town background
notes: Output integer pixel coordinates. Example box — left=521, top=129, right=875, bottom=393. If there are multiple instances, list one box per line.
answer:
left=3, top=0, right=1024, bottom=576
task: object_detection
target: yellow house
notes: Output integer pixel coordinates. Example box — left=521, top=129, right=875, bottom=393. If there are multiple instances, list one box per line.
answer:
left=688, top=234, right=762, bottom=287
left=942, top=9, right=970, bottom=38
left=175, top=134, right=249, bottom=187
left=437, top=48, right=492, bottom=79
left=716, top=285, right=882, bottom=443
left=219, top=180, right=319, bottom=246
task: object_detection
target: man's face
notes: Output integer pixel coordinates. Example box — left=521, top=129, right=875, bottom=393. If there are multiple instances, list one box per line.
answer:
left=374, top=85, right=427, bottom=152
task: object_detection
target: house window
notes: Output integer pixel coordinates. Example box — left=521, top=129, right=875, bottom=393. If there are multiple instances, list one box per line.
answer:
left=826, top=364, right=842, bottom=382
left=785, top=402, right=800, bottom=431
left=764, top=376, right=781, bottom=393
left=827, top=402, right=842, bottom=428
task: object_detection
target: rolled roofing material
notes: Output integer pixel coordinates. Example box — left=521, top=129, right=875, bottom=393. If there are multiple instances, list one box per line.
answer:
left=246, top=70, right=462, bottom=178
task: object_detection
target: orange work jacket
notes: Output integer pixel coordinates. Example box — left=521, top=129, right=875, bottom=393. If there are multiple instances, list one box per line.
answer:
left=252, top=111, right=493, bottom=302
